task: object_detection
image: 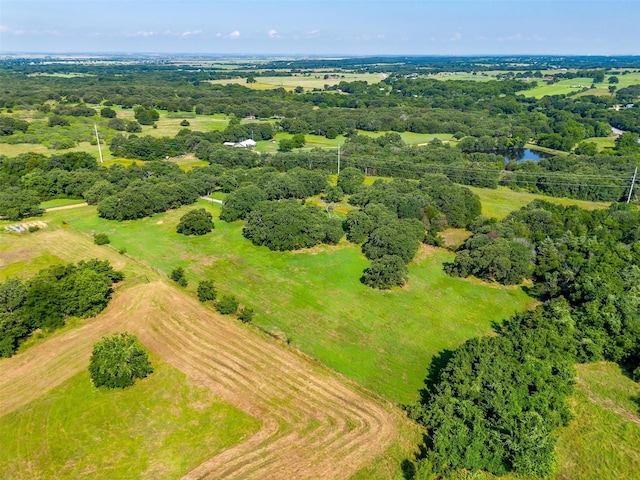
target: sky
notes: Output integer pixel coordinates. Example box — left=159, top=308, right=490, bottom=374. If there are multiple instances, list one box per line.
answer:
left=1, top=0, right=639, bottom=56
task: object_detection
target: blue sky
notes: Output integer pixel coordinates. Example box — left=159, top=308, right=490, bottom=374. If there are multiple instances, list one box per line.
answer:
left=1, top=0, right=638, bottom=55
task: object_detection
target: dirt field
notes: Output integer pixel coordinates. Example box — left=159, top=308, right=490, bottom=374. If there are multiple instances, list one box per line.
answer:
left=0, top=280, right=401, bottom=479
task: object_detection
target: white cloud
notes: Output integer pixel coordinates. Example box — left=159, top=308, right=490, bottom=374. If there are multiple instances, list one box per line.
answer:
left=449, top=32, right=462, bottom=42
left=0, top=25, right=59, bottom=36
left=181, top=30, right=202, bottom=37
left=126, top=31, right=155, bottom=37
left=228, top=30, right=240, bottom=39
left=268, top=29, right=279, bottom=39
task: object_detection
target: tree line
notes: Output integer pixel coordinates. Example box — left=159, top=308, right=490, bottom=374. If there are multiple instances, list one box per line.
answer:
left=0, top=259, right=124, bottom=357
left=406, top=200, right=640, bottom=477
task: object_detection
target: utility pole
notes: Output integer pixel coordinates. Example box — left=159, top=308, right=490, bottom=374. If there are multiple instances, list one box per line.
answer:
left=94, top=124, right=103, bottom=163
left=627, top=166, right=638, bottom=204
left=337, top=144, right=341, bottom=175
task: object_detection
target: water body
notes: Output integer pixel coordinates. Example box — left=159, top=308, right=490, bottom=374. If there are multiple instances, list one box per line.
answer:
left=502, top=148, right=552, bottom=163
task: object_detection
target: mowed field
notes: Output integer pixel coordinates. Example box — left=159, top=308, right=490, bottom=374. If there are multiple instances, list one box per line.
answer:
left=0, top=226, right=410, bottom=479
left=554, top=362, right=640, bottom=480
left=468, top=186, right=612, bottom=219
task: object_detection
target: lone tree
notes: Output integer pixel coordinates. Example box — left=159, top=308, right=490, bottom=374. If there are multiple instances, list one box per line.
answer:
left=89, top=332, right=153, bottom=388
left=176, top=208, right=214, bottom=236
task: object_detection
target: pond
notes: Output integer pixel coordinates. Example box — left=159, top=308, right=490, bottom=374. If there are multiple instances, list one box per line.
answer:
left=503, top=148, right=552, bottom=163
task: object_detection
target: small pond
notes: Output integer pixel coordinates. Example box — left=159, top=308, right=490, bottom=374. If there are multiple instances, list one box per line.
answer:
left=503, top=148, right=553, bottom=163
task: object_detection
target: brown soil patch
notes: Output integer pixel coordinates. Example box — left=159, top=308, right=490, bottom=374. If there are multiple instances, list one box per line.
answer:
left=0, top=281, right=399, bottom=480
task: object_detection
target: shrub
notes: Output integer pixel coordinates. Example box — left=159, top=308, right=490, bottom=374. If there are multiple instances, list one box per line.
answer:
left=88, top=332, right=153, bottom=388
left=237, top=307, right=254, bottom=323
left=28, top=225, right=40, bottom=233
left=216, top=295, right=239, bottom=315
left=197, top=280, right=217, bottom=303
left=93, top=233, right=110, bottom=245
left=170, top=267, right=188, bottom=287
left=180, top=119, right=190, bottom=126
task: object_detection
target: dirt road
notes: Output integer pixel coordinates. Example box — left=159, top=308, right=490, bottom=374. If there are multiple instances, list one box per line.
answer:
left=0, top=281, right=400, bottom=479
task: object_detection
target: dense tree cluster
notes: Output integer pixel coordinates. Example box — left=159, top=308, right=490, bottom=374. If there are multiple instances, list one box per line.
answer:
left=0, top=260, right=123, bottom=357
left=97, top=179, right=198, bottom=220
left=243, top=199, right=343, bottom=251
left=342, top=176, right=480, bottom=288
left=412, top=201, right=640, bottom=476
left=410, top=303, right=576, bottom=477
left=413, top=201, right=640, bottom=476
left=0, top=116, right=29, bottom=136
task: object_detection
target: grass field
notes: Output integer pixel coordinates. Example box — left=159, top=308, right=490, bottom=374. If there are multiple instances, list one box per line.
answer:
left=522, top=72, right=640, bottom=98
left=0, top=141, right=101, bottom=158
left=581, top=136, right=617, bottom=152
left=208, top=73, right=385, bottom=91
left=44, top=202, right=534, bottom=405
left=255, top=131, right=454, bottom=153
left=0, top=361, right=260, bottom=480
left=40, top=198, right=88, bottom=209
left=468, top=186, right=611, bottom=219
left=554, top=362, right=640, bottom=480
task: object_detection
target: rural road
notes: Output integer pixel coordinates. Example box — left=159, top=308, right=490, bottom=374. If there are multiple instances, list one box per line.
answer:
left=200, top=196, right=223, bottom=204
left=44, top=202, right=88, bottom=212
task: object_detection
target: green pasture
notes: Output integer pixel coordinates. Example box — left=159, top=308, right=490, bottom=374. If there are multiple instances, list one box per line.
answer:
left=0, top=360, right=260, bottom=480
left=521, top=72, right=640, bottom=99
left=554, top=362, right=640, bottom=480
left=255, top=131, right=454, bottom=153
left=168, top=155, right=210, bottom=171
left=580, top=136, right=617, bottom=152
left=358, top=131, right=455, bottom=145
left=54, top=202, right=533, bottom=405
left=0, top=141, right=102, bottom=158
left=0, top=251, right=65, bottom=282
left=468, top=186, right=612, bottom=220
